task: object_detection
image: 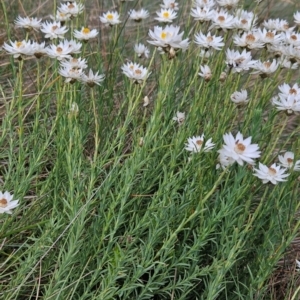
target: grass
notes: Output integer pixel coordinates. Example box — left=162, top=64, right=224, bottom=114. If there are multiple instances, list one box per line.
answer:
left=1, top=0, right=300, bottom=299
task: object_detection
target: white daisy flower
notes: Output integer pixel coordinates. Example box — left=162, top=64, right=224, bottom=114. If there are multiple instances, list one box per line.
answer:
left=185, top=135, right=215, bottom=153
left=190, top=7, right=215, bottom=22
left=40, top=21, right=68, bottom=39
left=278, top=83, right=300, bottom=98
left=15, top=16, right=42, bottom=31
left=253, top=163, right=289, bottom=184
left=172, top=111, right=185, bottom=124
left=263, top=18, right=294, bottom=32
left=128, top=9, right=149, bottom=21
left=218, top=132, right=261, bottom=166
left=209, top=9, right=236, bottom=31
left=279, top=57, right=298, bottom=69
left=31, top=41, right=47, bottom=59
left=100, top=11, right=121, bottom=26
left=251, top=59, right=279, bottom=78
left=60, top=57, right=88, bottom=70
left=294, top=11, right=300, bottom=25
left=161, top=0, right=179, bottom=10
left=231, top=89, right=249, bottom=104
left=134, top=43, right=150, bottom=58
left=2, top=40, right=33, bottom=58
left=66, top=39, right=82, bottom=54
left=257, top=28, right=283, bottom=46
left=278, top=152, right=300, bottom=171
left=58, top=2, right=84, bottom=18
left=271, top=94, right=300, bottom=114
left=80, top=69, right=105, bottom=87
left=194, top=31, right=224, bottom=51
left=283, top=31, right=300, bottom=47
left=233, top=31, right=264, bottom=50
left=216, top=152, right=236, bottom=169
left=50, top=11, right=71, bottom=22
left=155, top=8, right=177, bottom=23
left=198, top=65, right=212, bottom=82
left=234, top=9, right=257, bottom=32
left=148, top=25, right=190, bottom=56
left=59, top=66, right=84, bottom=83
left=121, top=62, right=150, bottom=84
left=225, top=48, right=256, bottom=73
left=0, top=191, right=19, bottom=214
left=46, top=41, right=73, bottom=60
left=73, top=27, right=98, bottom=41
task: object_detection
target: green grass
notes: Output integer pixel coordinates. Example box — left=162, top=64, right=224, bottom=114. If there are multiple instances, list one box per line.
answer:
left=0, top=0, right=300, bottom=299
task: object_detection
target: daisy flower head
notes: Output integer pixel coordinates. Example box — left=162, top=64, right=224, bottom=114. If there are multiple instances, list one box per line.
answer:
left=155, top=8, right=177, bottom=23
left=15, top=16, right=42, bottom=31
left=73, top=27, right=98, bottom=41
left=80, top=69, right=105, bottom=87
left=100, top=11, right=121, bottom=26
left=51, top=11, right=71, bottom=23
left=230, top=89, right=249, bottom=105
left=198, top=64, right=212, bottom=82
left=128, top=9, right=149, bottom=22
left=2, top=40, right=33, bottom=59
left=59, top=65, right=84, bottom=83
left=190, top=6, right=215, bottom=23
left=46, top=41, right=73, bottom=60
left=121, top=62, right=150, bottom=84
left=185, top=135, right=215, bottom=153
left=148, top=25, right=189, bottom=58
left=209, top=9, right=236, bottom=31
left=40, top=21, right=68, bottom=39
left=218, top=132, right=261, bottom=166
left=60, top=57, right=88, bottom=70
left=58, top=1, right=84, bottom=18
left=0, top=191, right=19, bottom=214
left=251, top=59, right=279, bottom=78
left=31, top=41, right=47, bottom=58
left=258, top=28, right=283, bottom=47
left=294, top=11, right=300, bottom=25
left=253, top=162, right=289, bottom=184
left=263, top=18, right=294, bottom=32
left=233, top=31, right=264, bottom=50
left=225, top=48, right=256, bottom=73
left=271, top=94, right=300, bottom=115
left=234, top=9, right=257, bottom=32
left=172, top=111, right=185, bottom=125
left=134, top=43, right=150, bottom=58
left=283, top=31, right=300, bottom=47
left=194, top=31, right=224, bottom=51
left=161, top=0, right=179, bottom=10
left=278, top=152, right=300, bottom=171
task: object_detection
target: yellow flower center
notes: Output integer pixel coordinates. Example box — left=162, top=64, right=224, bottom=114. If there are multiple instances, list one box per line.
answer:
left=163, top=12, right=170, bottom=18
left=161, top=31, right=168, bottom=39
left=52, top=25, right=58, bottom=31
left=0, top=198, right=8, bottom=208
left=82, top=27, right=90, bottom=34
left=16, top=41, right=23, bottom=48
left=196, top=140, right=203, bottom=146
left=135, top=69, right=142, bottom=75
left=289, top=88, right=297, bottom=95
left=268, top=167, right=277, bottom=176
left=56, top=47, right=63, bottom=53
left=241, top=19, right=248, bottom=25
left=107, top=14, right=114, bottom=20
left=68, top=3, right=75, bottom=9
left=234, top=142, right=246, bottom=154
left=287, top=158, right=294, bottom=164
